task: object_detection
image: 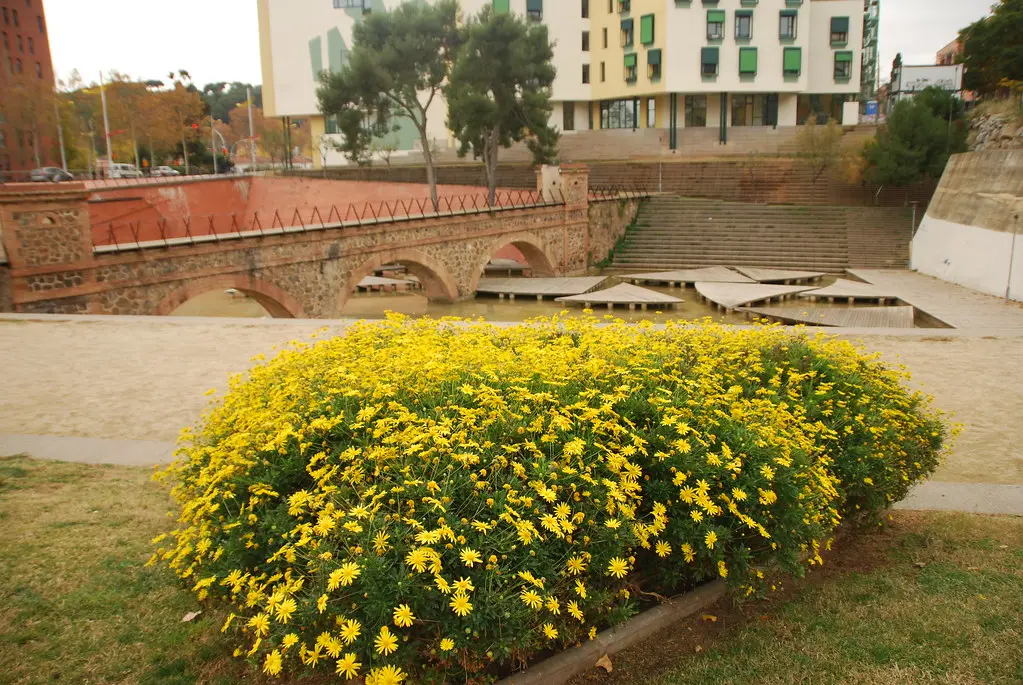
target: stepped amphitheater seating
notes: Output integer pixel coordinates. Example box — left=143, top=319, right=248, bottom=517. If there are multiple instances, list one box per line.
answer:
left=611, top=196, right=914, bottom=273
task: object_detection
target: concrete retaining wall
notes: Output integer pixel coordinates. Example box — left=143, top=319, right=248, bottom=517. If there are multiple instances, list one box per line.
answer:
left=912, top=151, right=1023, bottom=301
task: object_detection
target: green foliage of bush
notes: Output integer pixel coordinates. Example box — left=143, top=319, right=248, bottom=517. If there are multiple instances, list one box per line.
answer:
left=153, top=316, right=946, bottom=684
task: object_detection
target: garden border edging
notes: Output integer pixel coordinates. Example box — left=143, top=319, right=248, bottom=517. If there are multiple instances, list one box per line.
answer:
left=495, top=580, right=726, bottom=685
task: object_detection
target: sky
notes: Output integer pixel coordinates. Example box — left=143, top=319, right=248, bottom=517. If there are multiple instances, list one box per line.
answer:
left=45, top=0, right=996, bottom=88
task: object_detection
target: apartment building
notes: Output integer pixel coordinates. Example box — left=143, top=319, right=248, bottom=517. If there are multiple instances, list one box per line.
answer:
left=257, top=0, right=872, bottom=167
left=0, top=0, right=57, bottom=175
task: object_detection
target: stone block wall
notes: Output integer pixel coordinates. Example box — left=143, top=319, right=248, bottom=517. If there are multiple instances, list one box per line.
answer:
left=0, top=265, right=11, bottom=312
left=588, top=199, right=641, bottom=267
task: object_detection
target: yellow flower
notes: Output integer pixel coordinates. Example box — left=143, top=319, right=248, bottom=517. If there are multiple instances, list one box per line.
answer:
left=542, top=622, right=558, bottom=640
left=317, top=594, right=328, bottom=613
left=339, top=619, right=362, bottom=645
left=545, top=596, right=561, bottom=615
left=449, top=591, right=473, bottom=617
left=655, top=540, right=672, bottom=558
left=681, top=543, right=696, bottom=563
left=367, top=665, right=407, bottom=685
left=405, top=548, right=430, bottom=573
left=324, top=636, right=343, bottom=659
left=434, top=575, right=452, bottom=594
left=459, top=548, right=483, bottom=567
left=566, top=555, right=587, bottom=575
left=374, top=625, right=399, bottom=656
left=263, top=649, right=282, bottom=676
left=373, top=531, right=391, bottom=555
left=604, top=518, right=621, bottom=529
left=275, top=598, right=296, bottom=624
left=588, top=626, right=598, bottom=640
left=691, top=510, right=704, bottom=523
left=440, top=637, right=455, bottom=651
left=335, top=652, right=361, bottom=679
left=521, top=589, right=543, bottom=609
left=718, top=560, right=728, bottom=578
left=574, top=580, right=588, bottom=599
left=607, top=557, right=630, bottom=579
left=248, top=613, right=270, bottom=636
left=567, top=600, right=585, bottom=621
left=282, top=633, right=299, bottom=650
left=705, top=530, right=718, bottom=550
left=453, top=576, right=475, bottom=593
left=393, top=604, right=415, bottom=628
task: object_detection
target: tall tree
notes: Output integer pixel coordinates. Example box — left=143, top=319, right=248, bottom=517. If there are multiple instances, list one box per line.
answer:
left=446, top=6, right=558, bottom=205
left=794, top=116, right=843, bottom=205
left=317, top=0, right=460, bottom=209
left=958, top=0, right=1023, bottom=95
left=162, top=71, right=206, bottom=174
left=862, top=98, right=966, bottom=188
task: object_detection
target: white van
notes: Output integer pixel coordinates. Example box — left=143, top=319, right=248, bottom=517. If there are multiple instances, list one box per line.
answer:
left=109, top=163, right=143, bottom=179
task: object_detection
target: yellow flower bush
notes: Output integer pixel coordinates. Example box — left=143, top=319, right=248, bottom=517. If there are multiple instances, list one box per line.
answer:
left=152, top=314, right=946, bottom=683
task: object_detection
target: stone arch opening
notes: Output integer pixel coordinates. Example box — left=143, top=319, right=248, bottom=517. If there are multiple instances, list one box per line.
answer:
left=155, top=275, right=303, bottom=318
left=342, top=250, right=460, bottom=309
left=469, top=233, right=559, bottom=294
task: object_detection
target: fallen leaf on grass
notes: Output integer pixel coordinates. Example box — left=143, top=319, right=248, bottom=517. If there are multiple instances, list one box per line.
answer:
left=595, top=654, right=613, bottom=673
left=913, top=561, right=926, bottom=568
left=694, top=645, right=703, bottom=653
left=700, top=614, right=717, bottom=623
left=181, top=611, right=202, bottom=622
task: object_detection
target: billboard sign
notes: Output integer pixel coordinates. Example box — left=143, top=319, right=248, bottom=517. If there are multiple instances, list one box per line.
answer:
left=896, top=64, right=964, bottom=93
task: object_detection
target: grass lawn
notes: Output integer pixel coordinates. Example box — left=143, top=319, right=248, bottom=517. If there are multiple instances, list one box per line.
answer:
left=2, top=455, right=1021, bottom=685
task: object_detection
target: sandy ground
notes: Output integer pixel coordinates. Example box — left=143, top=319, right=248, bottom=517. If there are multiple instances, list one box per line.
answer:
left=1, top=318, right=1020, bottom=485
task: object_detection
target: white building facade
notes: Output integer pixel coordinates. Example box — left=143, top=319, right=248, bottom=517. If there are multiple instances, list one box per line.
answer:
left=257, top=0, right=872, bottom=167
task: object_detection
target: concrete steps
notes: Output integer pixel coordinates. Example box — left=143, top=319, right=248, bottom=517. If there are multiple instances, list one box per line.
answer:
left=612, top=196, right=911, bottom=271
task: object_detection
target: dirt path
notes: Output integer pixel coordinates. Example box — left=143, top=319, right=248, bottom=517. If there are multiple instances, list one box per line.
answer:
left=1, top=318, right=1020, bottom=485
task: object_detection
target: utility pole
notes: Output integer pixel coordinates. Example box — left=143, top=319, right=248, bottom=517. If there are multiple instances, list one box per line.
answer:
left=99, top=71, right=114, bottom=174
left=53, top=98, right=68, bottom=172
left=211, top=114, right=218, bottom=175
left=247, top=86, right=257, bottom=170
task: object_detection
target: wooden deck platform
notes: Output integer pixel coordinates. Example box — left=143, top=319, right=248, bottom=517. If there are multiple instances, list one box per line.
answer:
left=742, top=305, right=916, bottom=328
left=733, top=267, right=826, bottom=284
left=801, top=278, right=900, bottom=304
left=695, top=282, right=817, bottom=311
left=622, top=267, right=754, bottom=287
left=356, top=276, right=419, bottom=292
left=555, top=283, right=683, bottom=310
left=476, top=276, right=608, bottom=300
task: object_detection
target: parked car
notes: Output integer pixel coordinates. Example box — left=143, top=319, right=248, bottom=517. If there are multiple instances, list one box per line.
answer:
left=109, top=163, right=142, bottom=179
left=30, top=167, right=74, bottom=183
left=151, top=165, right=181, bottom=177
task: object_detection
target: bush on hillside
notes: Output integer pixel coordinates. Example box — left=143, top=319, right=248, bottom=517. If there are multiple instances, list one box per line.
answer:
left=152, top=315, right=946, bottom=684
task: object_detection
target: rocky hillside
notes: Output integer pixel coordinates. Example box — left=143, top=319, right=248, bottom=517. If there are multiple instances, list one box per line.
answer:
left=970, top=108, right=1023, bottom=151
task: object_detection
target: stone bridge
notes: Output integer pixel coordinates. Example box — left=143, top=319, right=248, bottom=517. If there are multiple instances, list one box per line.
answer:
left=0, top=166, right=640, bottom=318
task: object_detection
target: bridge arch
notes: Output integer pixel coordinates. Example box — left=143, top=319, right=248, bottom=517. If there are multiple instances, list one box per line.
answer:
left=154, top=274, right=304, bottom=318
left=342, top=249, right=461, bottom=309
left=468, top=233, right=559, bottom=294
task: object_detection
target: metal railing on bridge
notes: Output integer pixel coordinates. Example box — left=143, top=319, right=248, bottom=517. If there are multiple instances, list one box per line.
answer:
left=94, top=187, right=566, bottom=252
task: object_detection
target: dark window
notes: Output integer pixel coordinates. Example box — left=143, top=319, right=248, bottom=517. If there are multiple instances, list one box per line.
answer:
left=582, top=31, right=589, bottom=51
left=333, top=0, right=368, bottom=9
left=28, top=36, right=33, bottom=54
left=526, top=0, right=543, bottom=22
left=37, top=15, right=43, bottom=32
left=735, top=11, right=752, bottom=40
left=624, top=53, right=637, bottom=82
left=602, top=27, right=608, bottom=48
left=797, top=94, right=845, bottom=125
left=17, top=34, right=23, bottom=53
left=582, top=0, right=589, bottom=18
left=830, top=16, right=849, bottom=44
left=834, top=51, right=852, bottom=80
left=1, top=32, right=7, bottom=51
left=35, top=61, right=40, bottom=78
left=646, top=98, right=656, bottom=127
left=0, top=130, right=6, bottom=149
left=618, top=0, right=631, bottom=12
left=685, top=95, right=707, bottom=127
left=1, top=8, right=8, bottom=25
left=608, top=0, right=613, bottom=12
left=600, top=98, right=640, bottom=129
left=701, top=47, right=719, bottom=77
left=600, top=61, right=606, bottom=82
left=582, top=63, right=590, bottom=83
left=12, top=9, right=18, bottom=26
left=779, top=11, right=797, bottom=39
left=563, top=102, right=575, bottom=131
left=707, top=10, right=725, bottom=40
left=620, top=18, right=633, bottom=47
left=647, top=48, right=661, bottom=80
left=15, top=58, right=22, bottom=73
left=732, top=94, right=766, bottom=126
left=325, top=114, right=339, bottom=134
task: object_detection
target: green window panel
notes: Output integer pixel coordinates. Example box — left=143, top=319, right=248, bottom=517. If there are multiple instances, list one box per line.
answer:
left=526, top=0, right=542, bottom=10
left=739, top=46, right=758, bottom=75
left=624, top=53, right=637, bottom=66
left=707, top=10, right=726, bottom=22
left=647, top=48, right=661, bottom=65
left=834, top=50, right=853, bottom=80
left=624, top=52, right=638, bottom=82
left=640, top=14, right=655, bottom=44
left=327, top=28, right=345, bottom=73
left=493, top=0, right=510, bottom=13
left=308, top=36, right=323, bottom=80
left=783, top=46, right=801, bottom=75
left=648, top=47, right=662, bottom=79
left=621, top=17, right=634, bottom=47
left=701, top=46, right=719, bottom=64
left=834, top=50, right=853, bottom=62
left=831, top=17, right=849, bottom=32
left=707, top=9, right=726, bottom=40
